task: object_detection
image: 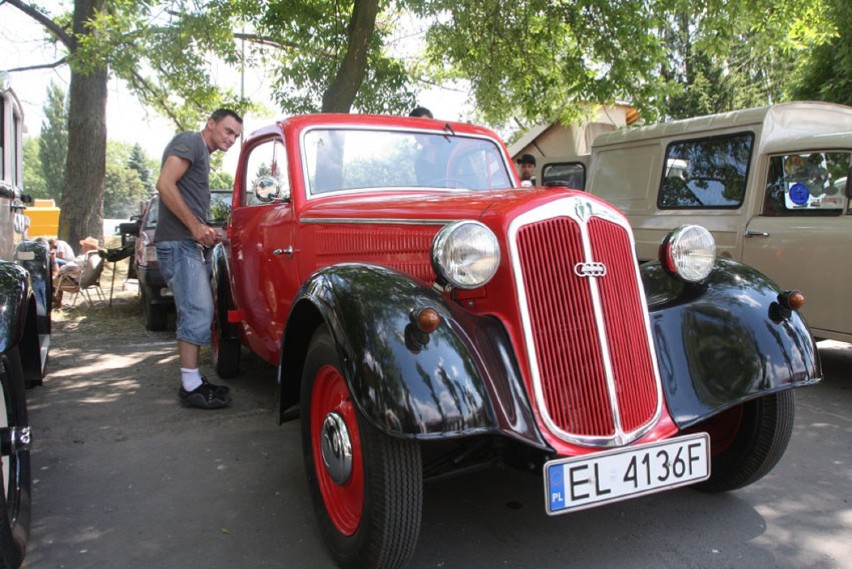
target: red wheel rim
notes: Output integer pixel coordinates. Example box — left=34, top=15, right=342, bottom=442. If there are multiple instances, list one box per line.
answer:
left=692, top=404, right=744, bottom=456
left=311, top=364, right=364, bottom=536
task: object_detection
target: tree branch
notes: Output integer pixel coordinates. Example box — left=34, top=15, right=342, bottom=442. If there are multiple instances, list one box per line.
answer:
left=3, top=0, right=73, bottom=48
left=5, top=57, right=69, bottom=73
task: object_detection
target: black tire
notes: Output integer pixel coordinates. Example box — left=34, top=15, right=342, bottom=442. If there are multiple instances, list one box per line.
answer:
left=301, top=325, right=422, bottom=569
left=0, top=348, right=31, bottom=569
left=212, top=319, right=241, bottom=379
left=142, top=287, right=167, bottom=332
left=693, top=390, right=795, bottom=493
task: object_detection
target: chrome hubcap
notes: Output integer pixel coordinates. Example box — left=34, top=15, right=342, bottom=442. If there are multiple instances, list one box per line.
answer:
left=0, top=426, right=31, bottom=455
left=320, top=412, right=352, bottom=485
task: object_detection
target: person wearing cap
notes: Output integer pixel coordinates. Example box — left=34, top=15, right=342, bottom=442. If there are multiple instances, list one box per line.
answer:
left=517, top=154, right=537, bottom=186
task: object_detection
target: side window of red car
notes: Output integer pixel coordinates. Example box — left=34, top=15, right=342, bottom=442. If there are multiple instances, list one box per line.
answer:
left=242, top=138, right=289, bottom=206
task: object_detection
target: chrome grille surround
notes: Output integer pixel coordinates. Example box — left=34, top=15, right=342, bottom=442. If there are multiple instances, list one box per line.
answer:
left=507, top=196, right=664, bottom=448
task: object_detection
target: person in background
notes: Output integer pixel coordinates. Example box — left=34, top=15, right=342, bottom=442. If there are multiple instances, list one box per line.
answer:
left=52, top=236, right=101, bottom=307
left=409, top=106, right=434, bottom=119
left=517, top=154, right=537, bottom=187
left=155, top=108, right=243, bottom=410
left=48, top=237, right=75, bottom=267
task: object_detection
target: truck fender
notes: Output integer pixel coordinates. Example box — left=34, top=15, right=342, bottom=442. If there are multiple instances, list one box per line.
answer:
left=641, top=258, right=820, bottom=429
left=278, top=264, right=507, bottom=440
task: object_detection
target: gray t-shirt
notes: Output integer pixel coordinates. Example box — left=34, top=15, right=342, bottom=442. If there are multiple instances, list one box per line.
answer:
left=154, top=131, right=211, bottom=243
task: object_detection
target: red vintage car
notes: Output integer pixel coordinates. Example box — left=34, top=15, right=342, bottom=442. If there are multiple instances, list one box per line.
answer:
left=211, top=114, right=819, bottom=568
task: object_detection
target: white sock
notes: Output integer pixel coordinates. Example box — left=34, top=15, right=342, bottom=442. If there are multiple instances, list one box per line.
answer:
left=181, top=368, right=203, bottom=392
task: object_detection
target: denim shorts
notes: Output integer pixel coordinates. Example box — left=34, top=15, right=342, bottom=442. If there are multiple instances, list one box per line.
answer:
left=156, top=240, right=213, bottom=345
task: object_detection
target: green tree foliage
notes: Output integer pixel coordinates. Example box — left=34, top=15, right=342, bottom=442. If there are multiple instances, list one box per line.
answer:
left=127, top=143, right=154, bottom=193
left=22, top=138, right=48, bottom=199
left=104, top=141, right=149, bottom=218
left=414, top=0, right=670, bottom=127
left=216, top=0, right=416, bottom=114
left=37, top=82, right=69, bottom=199
left=209, top=170, right=235, bottom=191
left=788, top=0, right=851, bottom=106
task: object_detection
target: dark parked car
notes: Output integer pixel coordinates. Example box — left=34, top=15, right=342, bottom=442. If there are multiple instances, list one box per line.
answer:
left=1, top=76, right=52, bottom=569
left=212, top=113, right=819, bottom=568
left=135, top=189, right=232, bottom=330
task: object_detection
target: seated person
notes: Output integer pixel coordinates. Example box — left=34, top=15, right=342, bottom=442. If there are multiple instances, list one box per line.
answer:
left=48, top=237, right=76, bottom=268
left=53, top=236, right=100, bottom=307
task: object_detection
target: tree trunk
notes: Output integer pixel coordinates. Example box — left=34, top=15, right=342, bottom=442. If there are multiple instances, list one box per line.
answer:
left=58, top=0, right=107, bottom=248
left=321, top=0, right=379, bottom=113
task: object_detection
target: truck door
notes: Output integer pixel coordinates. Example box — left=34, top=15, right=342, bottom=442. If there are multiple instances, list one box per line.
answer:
left=742, top=151, right=852, bottom=341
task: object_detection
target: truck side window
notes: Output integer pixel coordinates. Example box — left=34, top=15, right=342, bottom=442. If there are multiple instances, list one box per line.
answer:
left=657, top=133, right=753, bottom=209
left=763, top=152, right=851, bottom=216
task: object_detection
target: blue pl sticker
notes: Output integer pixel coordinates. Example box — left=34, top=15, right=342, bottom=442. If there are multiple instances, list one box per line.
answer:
left=548, top=464, right=566, bottom=511
left=789, top=183, right=810, bottom=206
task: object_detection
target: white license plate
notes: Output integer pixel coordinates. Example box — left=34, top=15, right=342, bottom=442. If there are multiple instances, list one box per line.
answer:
left=544, top=432, right=710, bottom=515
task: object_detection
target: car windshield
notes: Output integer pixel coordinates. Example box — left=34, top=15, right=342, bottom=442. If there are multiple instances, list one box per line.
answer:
left=302, top=128, right=513, bottom=195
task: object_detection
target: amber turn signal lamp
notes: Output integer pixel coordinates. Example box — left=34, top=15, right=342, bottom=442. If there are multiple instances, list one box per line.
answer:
left=414, top=307, right=441, bottom=334
left=778, top=290, right=805, bottom=311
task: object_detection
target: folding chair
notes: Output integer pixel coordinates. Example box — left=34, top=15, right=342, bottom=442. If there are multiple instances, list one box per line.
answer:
left=54, top=251, right=106, bottom=307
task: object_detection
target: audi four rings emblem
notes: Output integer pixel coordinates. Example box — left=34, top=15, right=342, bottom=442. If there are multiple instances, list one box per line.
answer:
left=574, top=261, right=607, bottom=278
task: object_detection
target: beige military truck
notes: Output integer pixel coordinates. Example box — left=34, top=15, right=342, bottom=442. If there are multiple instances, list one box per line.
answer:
left=583, top=102, right=852, bottom=343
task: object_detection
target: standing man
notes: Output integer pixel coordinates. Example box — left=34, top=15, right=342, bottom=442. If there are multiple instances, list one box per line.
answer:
left=517, top=154, right=537, bottom=186
left=155, top=109, right=243, bottom=410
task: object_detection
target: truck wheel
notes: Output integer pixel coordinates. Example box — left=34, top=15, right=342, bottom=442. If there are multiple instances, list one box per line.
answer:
left=141, top=287, right=167, bottom=332
left=0, top=348, right=31, bottom=569
left=692, top=390, right=794, bottom=493
left=212, top=320, right=240, bottom=379
left=301, top=325, right=422, bottom=569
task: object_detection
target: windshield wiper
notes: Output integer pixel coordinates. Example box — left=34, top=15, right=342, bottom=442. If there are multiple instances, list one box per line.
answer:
left=443, top=123, right=456, bottom=142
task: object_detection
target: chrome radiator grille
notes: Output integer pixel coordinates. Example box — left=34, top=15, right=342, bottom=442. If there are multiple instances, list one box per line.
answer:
left=510, top=199, right=661, bottom=446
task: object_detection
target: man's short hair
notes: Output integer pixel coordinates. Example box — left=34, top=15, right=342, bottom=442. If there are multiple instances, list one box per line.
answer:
left=210, top=108, right=243, bottom=124
left=517, top=153, right=537, bottom=166
left=409, top=106, right=433, bottom=119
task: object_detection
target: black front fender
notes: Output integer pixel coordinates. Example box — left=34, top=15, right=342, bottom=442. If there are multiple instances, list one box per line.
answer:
left=281, top=264, right=512, bottom=440
left=642, top=258, right=820, bottom=429
left=0, top=261, right=31, bottom=354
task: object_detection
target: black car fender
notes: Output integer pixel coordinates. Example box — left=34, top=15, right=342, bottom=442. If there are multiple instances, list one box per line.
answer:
left=640, top=257, right=821, bottom=429
left=0, top=261, right=43, bottom=383
left=278, top=263, right=545, bottom=445
left=14, top=240, right=51, bottom=337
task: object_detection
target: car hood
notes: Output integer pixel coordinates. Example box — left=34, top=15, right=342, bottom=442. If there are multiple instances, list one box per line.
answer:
left=298, top=187, right=599, bottom=225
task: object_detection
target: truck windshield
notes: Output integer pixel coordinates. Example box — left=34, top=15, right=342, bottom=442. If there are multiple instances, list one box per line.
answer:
left=302, top=128, right=513, bottom=195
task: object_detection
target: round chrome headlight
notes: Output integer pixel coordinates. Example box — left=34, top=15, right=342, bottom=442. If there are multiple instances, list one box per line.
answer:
left=432, top=221, right=500, bottom=289
left=659, top=225, right=716, bottom=282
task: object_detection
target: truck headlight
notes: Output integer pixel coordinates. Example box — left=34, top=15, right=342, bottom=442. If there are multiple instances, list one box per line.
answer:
left=432, top=221, right=500, bottom=289
left=659, top=225, right=716, bottom=282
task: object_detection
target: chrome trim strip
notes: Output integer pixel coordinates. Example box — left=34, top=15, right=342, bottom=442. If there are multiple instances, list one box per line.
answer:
left=300, top=217, right=454, bottom=226
left=507, top=195, right=664, bottom=448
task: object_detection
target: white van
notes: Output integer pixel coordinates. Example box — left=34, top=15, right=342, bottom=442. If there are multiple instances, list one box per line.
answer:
left=584, top=102, right=852, bottom=342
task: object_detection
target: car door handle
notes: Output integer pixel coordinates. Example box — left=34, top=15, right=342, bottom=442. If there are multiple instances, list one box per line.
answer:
left=273, top=246, right=294, bottom=257
left=745, top=230, right=769, bottom=238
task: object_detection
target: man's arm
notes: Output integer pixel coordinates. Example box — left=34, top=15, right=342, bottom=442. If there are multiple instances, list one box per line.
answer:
left=156, top=155, right=217, bottom=247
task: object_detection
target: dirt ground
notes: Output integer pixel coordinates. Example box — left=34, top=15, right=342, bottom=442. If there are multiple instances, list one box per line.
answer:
left=21, top=260, right=335, bottom=568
